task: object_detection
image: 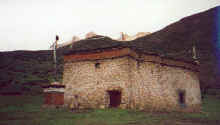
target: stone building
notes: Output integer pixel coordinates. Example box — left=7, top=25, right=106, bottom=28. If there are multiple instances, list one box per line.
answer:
left=62, top=36, right=201, bottom=112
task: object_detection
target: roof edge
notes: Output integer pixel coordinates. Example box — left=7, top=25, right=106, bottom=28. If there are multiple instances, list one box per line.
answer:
left=64, top=47, right=199, bottom=72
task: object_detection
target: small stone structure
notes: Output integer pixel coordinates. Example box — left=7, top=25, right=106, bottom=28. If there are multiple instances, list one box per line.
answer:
left=62, top=36, right=201, bottom=112
left=42, top=83, right=65, bottom=107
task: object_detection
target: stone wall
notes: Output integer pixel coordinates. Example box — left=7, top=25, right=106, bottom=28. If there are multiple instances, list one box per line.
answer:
left=63, top=51, right=201, bottom=112
left=63, top=57, right=131, bottom=109
left=128, top=57, right=201, bottom=112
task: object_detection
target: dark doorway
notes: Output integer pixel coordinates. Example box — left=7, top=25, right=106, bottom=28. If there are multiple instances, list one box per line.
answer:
left=178, top=90, right=186, bottom=107
left=108, top=91, right=121, bottom=108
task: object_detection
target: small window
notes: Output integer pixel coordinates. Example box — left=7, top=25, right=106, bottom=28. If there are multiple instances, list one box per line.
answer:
left=95, top=63, right=100, bottom=68
left=178, top=90, right=186, bottom=107
left=75, top=95, right=78, bottom=99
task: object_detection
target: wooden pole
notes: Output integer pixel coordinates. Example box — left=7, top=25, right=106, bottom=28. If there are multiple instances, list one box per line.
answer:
left=53, top=35, right=59, bottom=80
left=193, top=41, right=199, bottom=64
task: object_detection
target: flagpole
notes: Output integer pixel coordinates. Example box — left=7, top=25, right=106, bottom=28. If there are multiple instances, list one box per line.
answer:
left=54, top=35, right=59, bottom=81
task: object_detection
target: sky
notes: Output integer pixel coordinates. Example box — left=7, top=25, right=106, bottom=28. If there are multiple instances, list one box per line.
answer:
left=0, top=0, right=220, bottom=51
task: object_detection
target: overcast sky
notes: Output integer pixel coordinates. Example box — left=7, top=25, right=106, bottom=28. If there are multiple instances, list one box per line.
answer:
left=0, top=0, right=220, bottom=51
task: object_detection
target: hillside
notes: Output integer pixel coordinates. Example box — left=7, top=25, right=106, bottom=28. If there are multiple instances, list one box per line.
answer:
left=130, top=6, right=220, bottom=89
left=0, top=50, right=63, bottom=94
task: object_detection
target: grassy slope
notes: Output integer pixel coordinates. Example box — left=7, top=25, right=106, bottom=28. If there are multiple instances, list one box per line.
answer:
left=0, top=93, right=220, bottom=125
left=131, top=6, right=220, bottom=89
left=0, top=50, right=63, bottom=94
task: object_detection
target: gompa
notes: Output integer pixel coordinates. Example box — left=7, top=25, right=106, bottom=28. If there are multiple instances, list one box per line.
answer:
left=62, top=35, right=201, bottom=112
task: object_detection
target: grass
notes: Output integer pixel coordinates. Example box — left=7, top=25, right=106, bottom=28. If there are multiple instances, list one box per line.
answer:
left=0, top=93, right=220, bottom=125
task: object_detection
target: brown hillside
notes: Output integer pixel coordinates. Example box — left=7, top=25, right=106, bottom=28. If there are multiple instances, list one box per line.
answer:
left=131, top=6, right=220, bottom=89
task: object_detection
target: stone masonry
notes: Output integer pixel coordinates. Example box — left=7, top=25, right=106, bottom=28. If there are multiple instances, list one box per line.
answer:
left=62, top=48, right=201, bottom=112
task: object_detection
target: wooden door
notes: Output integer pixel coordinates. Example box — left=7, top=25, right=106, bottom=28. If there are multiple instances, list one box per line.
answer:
left=108, top=91, right=121, bottom=107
